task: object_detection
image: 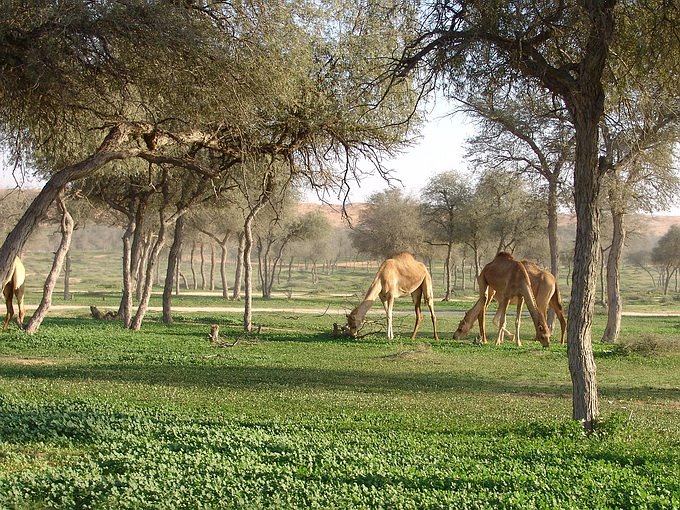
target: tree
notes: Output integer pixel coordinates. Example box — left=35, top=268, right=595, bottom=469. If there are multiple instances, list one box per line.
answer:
left=598, top=51, right=680, bottom=341
left=390, top=0, right=680, bottom=431
left=421, top=171, right=472, bottom=300
left=350, top=188, right=424, bottom=260
left=257, top=210, right=330, bottom=297
left=463, top=91, right=573, bottom=283
left=474, top=169, right=545, bottom=256
left=0, top=1, right=421, bottom=305
left=652, top=225, right=680, bottom=295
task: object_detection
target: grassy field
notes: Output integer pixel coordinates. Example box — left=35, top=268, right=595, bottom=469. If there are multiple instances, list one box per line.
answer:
left=0, top=251, right=679, bottom=508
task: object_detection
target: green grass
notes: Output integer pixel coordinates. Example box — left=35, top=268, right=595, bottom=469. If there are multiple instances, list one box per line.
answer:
left=2, top=250, right=679, bottom=508
left=1, top=309, right=679, bottom=509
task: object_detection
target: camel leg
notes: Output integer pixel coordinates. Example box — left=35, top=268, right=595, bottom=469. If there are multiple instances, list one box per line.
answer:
left=381, top=295, right=394, bottom=340
left=477, top=287, right=494, bottom=344
left=550, top=296, right=567, bottom=344
left=514, top=298, right=523, bottom=347
left=15, top=284, right=25, bottom=329
left=3, top=284, right=14, bottom=331
left=410, top=288, right=423, bottom=340
left=425, top=295, right=438, bottom=341
left=493, top=299, right=510, bottom=346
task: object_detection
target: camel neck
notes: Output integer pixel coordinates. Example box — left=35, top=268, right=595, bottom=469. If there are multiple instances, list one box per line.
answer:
left=350, top=298, right=375, bottom=323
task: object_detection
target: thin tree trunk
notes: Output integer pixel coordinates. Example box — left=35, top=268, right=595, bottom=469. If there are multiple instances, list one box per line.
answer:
left=602, top=209, right=625, bottom=343
left=200, top=242, right=206, bottom=290
left=547, top=179, right=560, bottom=327
left=444, top=242, right=453, bottom=300
left=120, top=213, right=136, bottom=329
left=232, top=231, right=245, bottom=300
left=219, top=242, right=229, bottom=298
left=210, top=243, right=216, bottom=291
left=243, top=172, right=273, bottom=332
left=162, top=215, right=185, bottom=324
left=25, top=196, right=74, bottom=334
left=63, top=250, right=72, bottom=301
left=190, top=241, right=197, bottom=290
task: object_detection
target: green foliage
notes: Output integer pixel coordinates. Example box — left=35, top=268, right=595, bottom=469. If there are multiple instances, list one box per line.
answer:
left=0, top=311, right=679, bottom=508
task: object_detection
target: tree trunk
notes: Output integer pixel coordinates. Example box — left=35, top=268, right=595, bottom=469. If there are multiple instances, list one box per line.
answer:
left=567, top=106, right=603, bottom=432
left=135, top=231, right=151, bottom=302
left=131, top=211, right=167, bottom=331
left=599, top=244, right=607, bottom=306
left=232, top=231, right=245, bottom=300
left=444, top=242, right=453, bottom=300
left=199, top=242, right=206, bottom=290
left=546, top=178, right=560, bottom=327
left=25, top=196, right=74, bottom=334
left=219, top=242, right=229, bottom=298
left=162, top=214, right=185, bottom=324
left=63, top=250, right=72, bottom=301
left=190, top=241, right=197, bottom=290
left=602, top=209, right=625, bottom=343
left=243, top=172, right=273, bottom=331
left=243, top=215, right=256, bottom=331
left=210, top=243, right=216, bottom=291
left=120, top=215, right=136, bottom=329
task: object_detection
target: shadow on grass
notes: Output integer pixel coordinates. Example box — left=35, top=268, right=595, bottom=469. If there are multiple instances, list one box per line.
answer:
left=0, top=360, right=575, bottom=398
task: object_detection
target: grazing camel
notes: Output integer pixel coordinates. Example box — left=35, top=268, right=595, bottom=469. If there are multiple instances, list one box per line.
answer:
left=345, top=252, right=438, bottom=340
left=453, top=252, right=551, bottom=347
left=482, top=261, right=566, bottom=346
left=3, top=257, right=26, bottom=330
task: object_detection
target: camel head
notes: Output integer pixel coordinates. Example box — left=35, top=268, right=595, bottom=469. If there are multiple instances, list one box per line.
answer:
left=453, top=319, right=468, bottom=339
left=535, top=321, right=551, bottom=348
left=345, top=313, right=362, bottom=337
left=453, top=312, right=474, bottom=340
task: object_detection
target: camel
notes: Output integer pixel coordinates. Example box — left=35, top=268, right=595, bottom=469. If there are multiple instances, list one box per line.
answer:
left=345, top=252, right=438, bottom=340
left=453, top=252, right=551, bottom=347
left=480, top=261, right=566, bottom=346
left=3, top=257, right=26, bottom=330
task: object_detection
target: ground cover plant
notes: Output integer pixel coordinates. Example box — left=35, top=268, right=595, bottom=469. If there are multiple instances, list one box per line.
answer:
left=1, top=250, right=678, bottom=507
left=1, top=308, right=679, bottom=509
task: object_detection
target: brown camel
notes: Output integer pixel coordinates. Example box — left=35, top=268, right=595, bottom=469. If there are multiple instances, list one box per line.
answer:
left=3, top=257, right=26, bottom=330
left=453, top=252, right=551, bottom=347
left=481, top=261, right=566, bottom=346
left=345, top=252, right=438, bottom=340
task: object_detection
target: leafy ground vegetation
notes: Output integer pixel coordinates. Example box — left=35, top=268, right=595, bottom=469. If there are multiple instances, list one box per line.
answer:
left=0, top=252, right=679, bottom=508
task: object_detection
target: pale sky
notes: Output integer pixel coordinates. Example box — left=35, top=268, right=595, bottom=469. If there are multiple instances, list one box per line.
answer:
left=343, top=107, right=474, bottom=203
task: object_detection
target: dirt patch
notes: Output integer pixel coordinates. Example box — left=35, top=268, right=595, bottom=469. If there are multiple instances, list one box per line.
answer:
left=0, top=356, right=59, bottom=366
left=382, top=343, right=435, bottom=361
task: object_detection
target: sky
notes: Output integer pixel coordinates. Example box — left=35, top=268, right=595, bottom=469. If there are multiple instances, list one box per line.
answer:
left=338, top=106, right=474, bottom=203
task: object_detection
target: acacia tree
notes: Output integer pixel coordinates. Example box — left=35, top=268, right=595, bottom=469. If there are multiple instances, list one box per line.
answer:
left=350, top=188, right=425, bottom=260
left=421, top=171, right=472, bottom=300
left=463, top=92, right=574, bottom=281
left=474, top=169, right=546, bottom=255
left=598, top=56, right=680, bottom=341
left=652, top=225, right=680, bottom=295
left=390, top=0, right=680, bottom=431
left=257, top=210, right=329, bottom=297
left=0, top=1, right=421, bottom=303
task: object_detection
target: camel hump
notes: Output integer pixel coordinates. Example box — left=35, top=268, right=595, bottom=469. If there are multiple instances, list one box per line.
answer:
left=495, top=251, right=514, bottom=260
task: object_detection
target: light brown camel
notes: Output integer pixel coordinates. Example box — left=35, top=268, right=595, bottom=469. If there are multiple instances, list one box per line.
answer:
left=481, top=261, right=566, bottom=346
left=345, top=252, right=438, bottom=340
left=3, top=257, right=26, bottom=330
left=453, top=252, right=551, bottom=347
